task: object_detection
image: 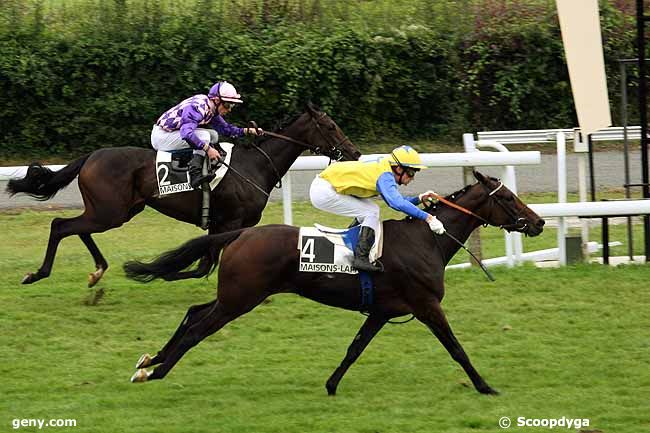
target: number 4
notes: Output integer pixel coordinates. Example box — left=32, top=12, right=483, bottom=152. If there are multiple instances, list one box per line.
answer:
left=301, top=238, right=316, bottom=262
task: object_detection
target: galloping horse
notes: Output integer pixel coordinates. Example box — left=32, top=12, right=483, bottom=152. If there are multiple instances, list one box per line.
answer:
left=7, top=103, right=360, bottom=286
left=124, top=171, right=545, bottom=395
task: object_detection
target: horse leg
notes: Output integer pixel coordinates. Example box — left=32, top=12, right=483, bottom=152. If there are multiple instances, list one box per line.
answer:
left=135, top=300, right=217, bottom=369
left=22, top=215, right=110, bottom=284
left=325, top=314, right=388, bottom=396
left=415, top=300, right=498, bottom=395
left=79, top=234, right=109, bottom=287
left=131, top=296, right=264, bottom=382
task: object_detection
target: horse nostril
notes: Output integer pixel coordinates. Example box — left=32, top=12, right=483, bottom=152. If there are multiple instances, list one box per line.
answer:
left=537, top=219, right=545, bottom=228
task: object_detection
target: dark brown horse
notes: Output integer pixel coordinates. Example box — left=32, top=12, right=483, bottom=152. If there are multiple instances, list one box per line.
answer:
left=123, top=171, right=544, bottom=395
left=6, top=104, right=360, bottom=286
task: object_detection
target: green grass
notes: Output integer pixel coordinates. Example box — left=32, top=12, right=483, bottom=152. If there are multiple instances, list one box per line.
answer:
left=1, top=202, right=649, bottom=433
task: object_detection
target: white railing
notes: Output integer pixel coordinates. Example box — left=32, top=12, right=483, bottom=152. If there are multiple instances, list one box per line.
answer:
left=0, top=165, right=65, bottom=181
left=0, top=150, right=541, bottom=182
left=477, top=126, right=641, bottom=143
left=530, top=200, right=650, bottom=217
left=468, top=126, right=648, bottom=266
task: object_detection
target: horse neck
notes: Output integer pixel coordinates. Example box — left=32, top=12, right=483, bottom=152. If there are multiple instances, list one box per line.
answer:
left=260, top=137, right=305, bottom=175
left=239, top=134, right=305, bottom=193
left=434, top=199, right=484, bottom=265
left=257, top=118, right=312, bottom=176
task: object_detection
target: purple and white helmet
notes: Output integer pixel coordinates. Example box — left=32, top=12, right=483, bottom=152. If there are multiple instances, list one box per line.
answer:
left=208, top=81, right=243, bottom=103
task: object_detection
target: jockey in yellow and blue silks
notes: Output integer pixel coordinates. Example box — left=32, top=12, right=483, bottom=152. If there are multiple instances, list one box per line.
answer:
left=310, top=145, right=445, bottom=272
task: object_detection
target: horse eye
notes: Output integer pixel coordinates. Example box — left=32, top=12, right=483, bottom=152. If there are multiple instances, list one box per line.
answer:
left=329, top=124, right=336, bottom=130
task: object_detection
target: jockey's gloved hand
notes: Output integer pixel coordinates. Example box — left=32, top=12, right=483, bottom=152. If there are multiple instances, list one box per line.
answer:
left=244, top=127, right=264, bottom=136
left=426, top=215, right=445, bottom=235
left=206, top=146, right=222, bottom=161
left=418, top=190, right=437, bottom=205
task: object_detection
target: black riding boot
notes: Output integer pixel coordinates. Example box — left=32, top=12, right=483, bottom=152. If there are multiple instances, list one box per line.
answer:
left=189, top=154, right=215, bottom=189
left=352, top=226, right=383, bottom=272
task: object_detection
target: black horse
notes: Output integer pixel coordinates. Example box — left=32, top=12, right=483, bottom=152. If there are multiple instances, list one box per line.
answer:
left=124, top=171, right=545, bottom=395
left=6, top=104, right=361, bottom=286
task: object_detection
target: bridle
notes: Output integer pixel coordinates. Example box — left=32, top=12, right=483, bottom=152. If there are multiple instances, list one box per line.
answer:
left=424, top=179, right=529, bottom=283
left=261, top=111, right=353, bottom=162
left=236, top=111, right=354, bottom=195
left=479, top=181, right=529, bottom=232
left=428, top=180, right=528, bottom=233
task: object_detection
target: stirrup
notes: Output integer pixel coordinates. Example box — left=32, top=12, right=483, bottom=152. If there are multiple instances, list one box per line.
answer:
left=352, top=258, right=384, bottom=273
left=190, top=173, right=215, bottom=190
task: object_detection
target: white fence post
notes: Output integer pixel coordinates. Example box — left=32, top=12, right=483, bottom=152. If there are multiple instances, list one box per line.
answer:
left=574, top=130, right=591, bottom=259
left=557, top=132, right=568, bottom=265
left=282, top=172, right=293, bottom=226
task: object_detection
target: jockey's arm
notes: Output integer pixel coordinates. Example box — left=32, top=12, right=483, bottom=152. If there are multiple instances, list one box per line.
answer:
left=179, top=106, right=208, bottom=150
left=210, top=115, right=244, bottom=138
left=376, top=173, right=429, bottom=221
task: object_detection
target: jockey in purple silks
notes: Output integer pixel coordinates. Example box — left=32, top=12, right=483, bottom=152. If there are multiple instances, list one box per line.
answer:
left=151, top=80, right=263, bottom=189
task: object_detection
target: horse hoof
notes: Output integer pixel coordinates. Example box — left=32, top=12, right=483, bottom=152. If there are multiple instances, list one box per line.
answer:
left=130, top=368, right=151, bottom=383
left=21, top=273, right=37, bottom=284
left=135, top=353, right=153, bottom=369
left=88, top=268, right=105, bottom=288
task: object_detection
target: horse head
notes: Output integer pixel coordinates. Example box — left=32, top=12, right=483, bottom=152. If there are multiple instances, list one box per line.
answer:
left=463, top=171, right=545, bottom=237
left=295, top=102, right=361, bottom=161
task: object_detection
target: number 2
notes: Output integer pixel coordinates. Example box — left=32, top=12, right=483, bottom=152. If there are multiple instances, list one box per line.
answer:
left=157, top=164, right=170, bottom=186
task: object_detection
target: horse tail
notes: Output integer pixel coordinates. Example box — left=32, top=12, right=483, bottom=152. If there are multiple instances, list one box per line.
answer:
left=123, top=229, right=246, bottom=283
left=5, top=154, right=91, bottom=201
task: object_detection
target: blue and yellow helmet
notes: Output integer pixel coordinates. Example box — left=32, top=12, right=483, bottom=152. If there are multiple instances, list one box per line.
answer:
left=387, top=146, right=427, bottom=169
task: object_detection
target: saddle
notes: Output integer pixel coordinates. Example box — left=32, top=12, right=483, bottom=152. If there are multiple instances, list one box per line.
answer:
left=298, top=223, right=383, bottom=274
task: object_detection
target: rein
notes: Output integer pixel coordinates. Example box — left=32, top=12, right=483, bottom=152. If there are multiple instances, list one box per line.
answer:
left=263, top=130, right=315, bottom=149
left=262, top=112, right=352, bottom=162
left=423, top=180, right=523, bottom=282
left=429, top=181, right=526, bottom=231
left=443, top=230, right=495, bottom=282
left=428, top=193, right=490, bottom=226
left=211, top=158, right=270, bottom=198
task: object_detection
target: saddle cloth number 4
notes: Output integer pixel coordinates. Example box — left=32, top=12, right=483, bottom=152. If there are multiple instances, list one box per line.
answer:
left=298, top=229, right=357, bottom=274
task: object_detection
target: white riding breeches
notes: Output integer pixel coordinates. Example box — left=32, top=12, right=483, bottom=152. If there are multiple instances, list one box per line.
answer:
left=309, top=176, right=380, bottom=233
left=150, top=125, right=219, bottom=156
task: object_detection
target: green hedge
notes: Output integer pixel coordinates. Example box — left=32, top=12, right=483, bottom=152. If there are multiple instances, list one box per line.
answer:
left=0, top=1, right=637, bottom=156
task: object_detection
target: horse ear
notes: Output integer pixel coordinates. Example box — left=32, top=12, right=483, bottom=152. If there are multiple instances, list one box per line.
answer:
left=473, top=170, right=486, bottom=183
left=305, top=101, right=321, bottom=114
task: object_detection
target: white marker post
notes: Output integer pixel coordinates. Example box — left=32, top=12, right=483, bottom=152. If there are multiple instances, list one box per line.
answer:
left=556, top=0, right=612, bottom=262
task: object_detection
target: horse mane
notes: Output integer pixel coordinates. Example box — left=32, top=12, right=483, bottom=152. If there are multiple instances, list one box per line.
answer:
left=274, top=111, right=304, bottom=131
left=252, top=104, right=322, bottom=146
left=252, top=103, right=323, bottom=145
